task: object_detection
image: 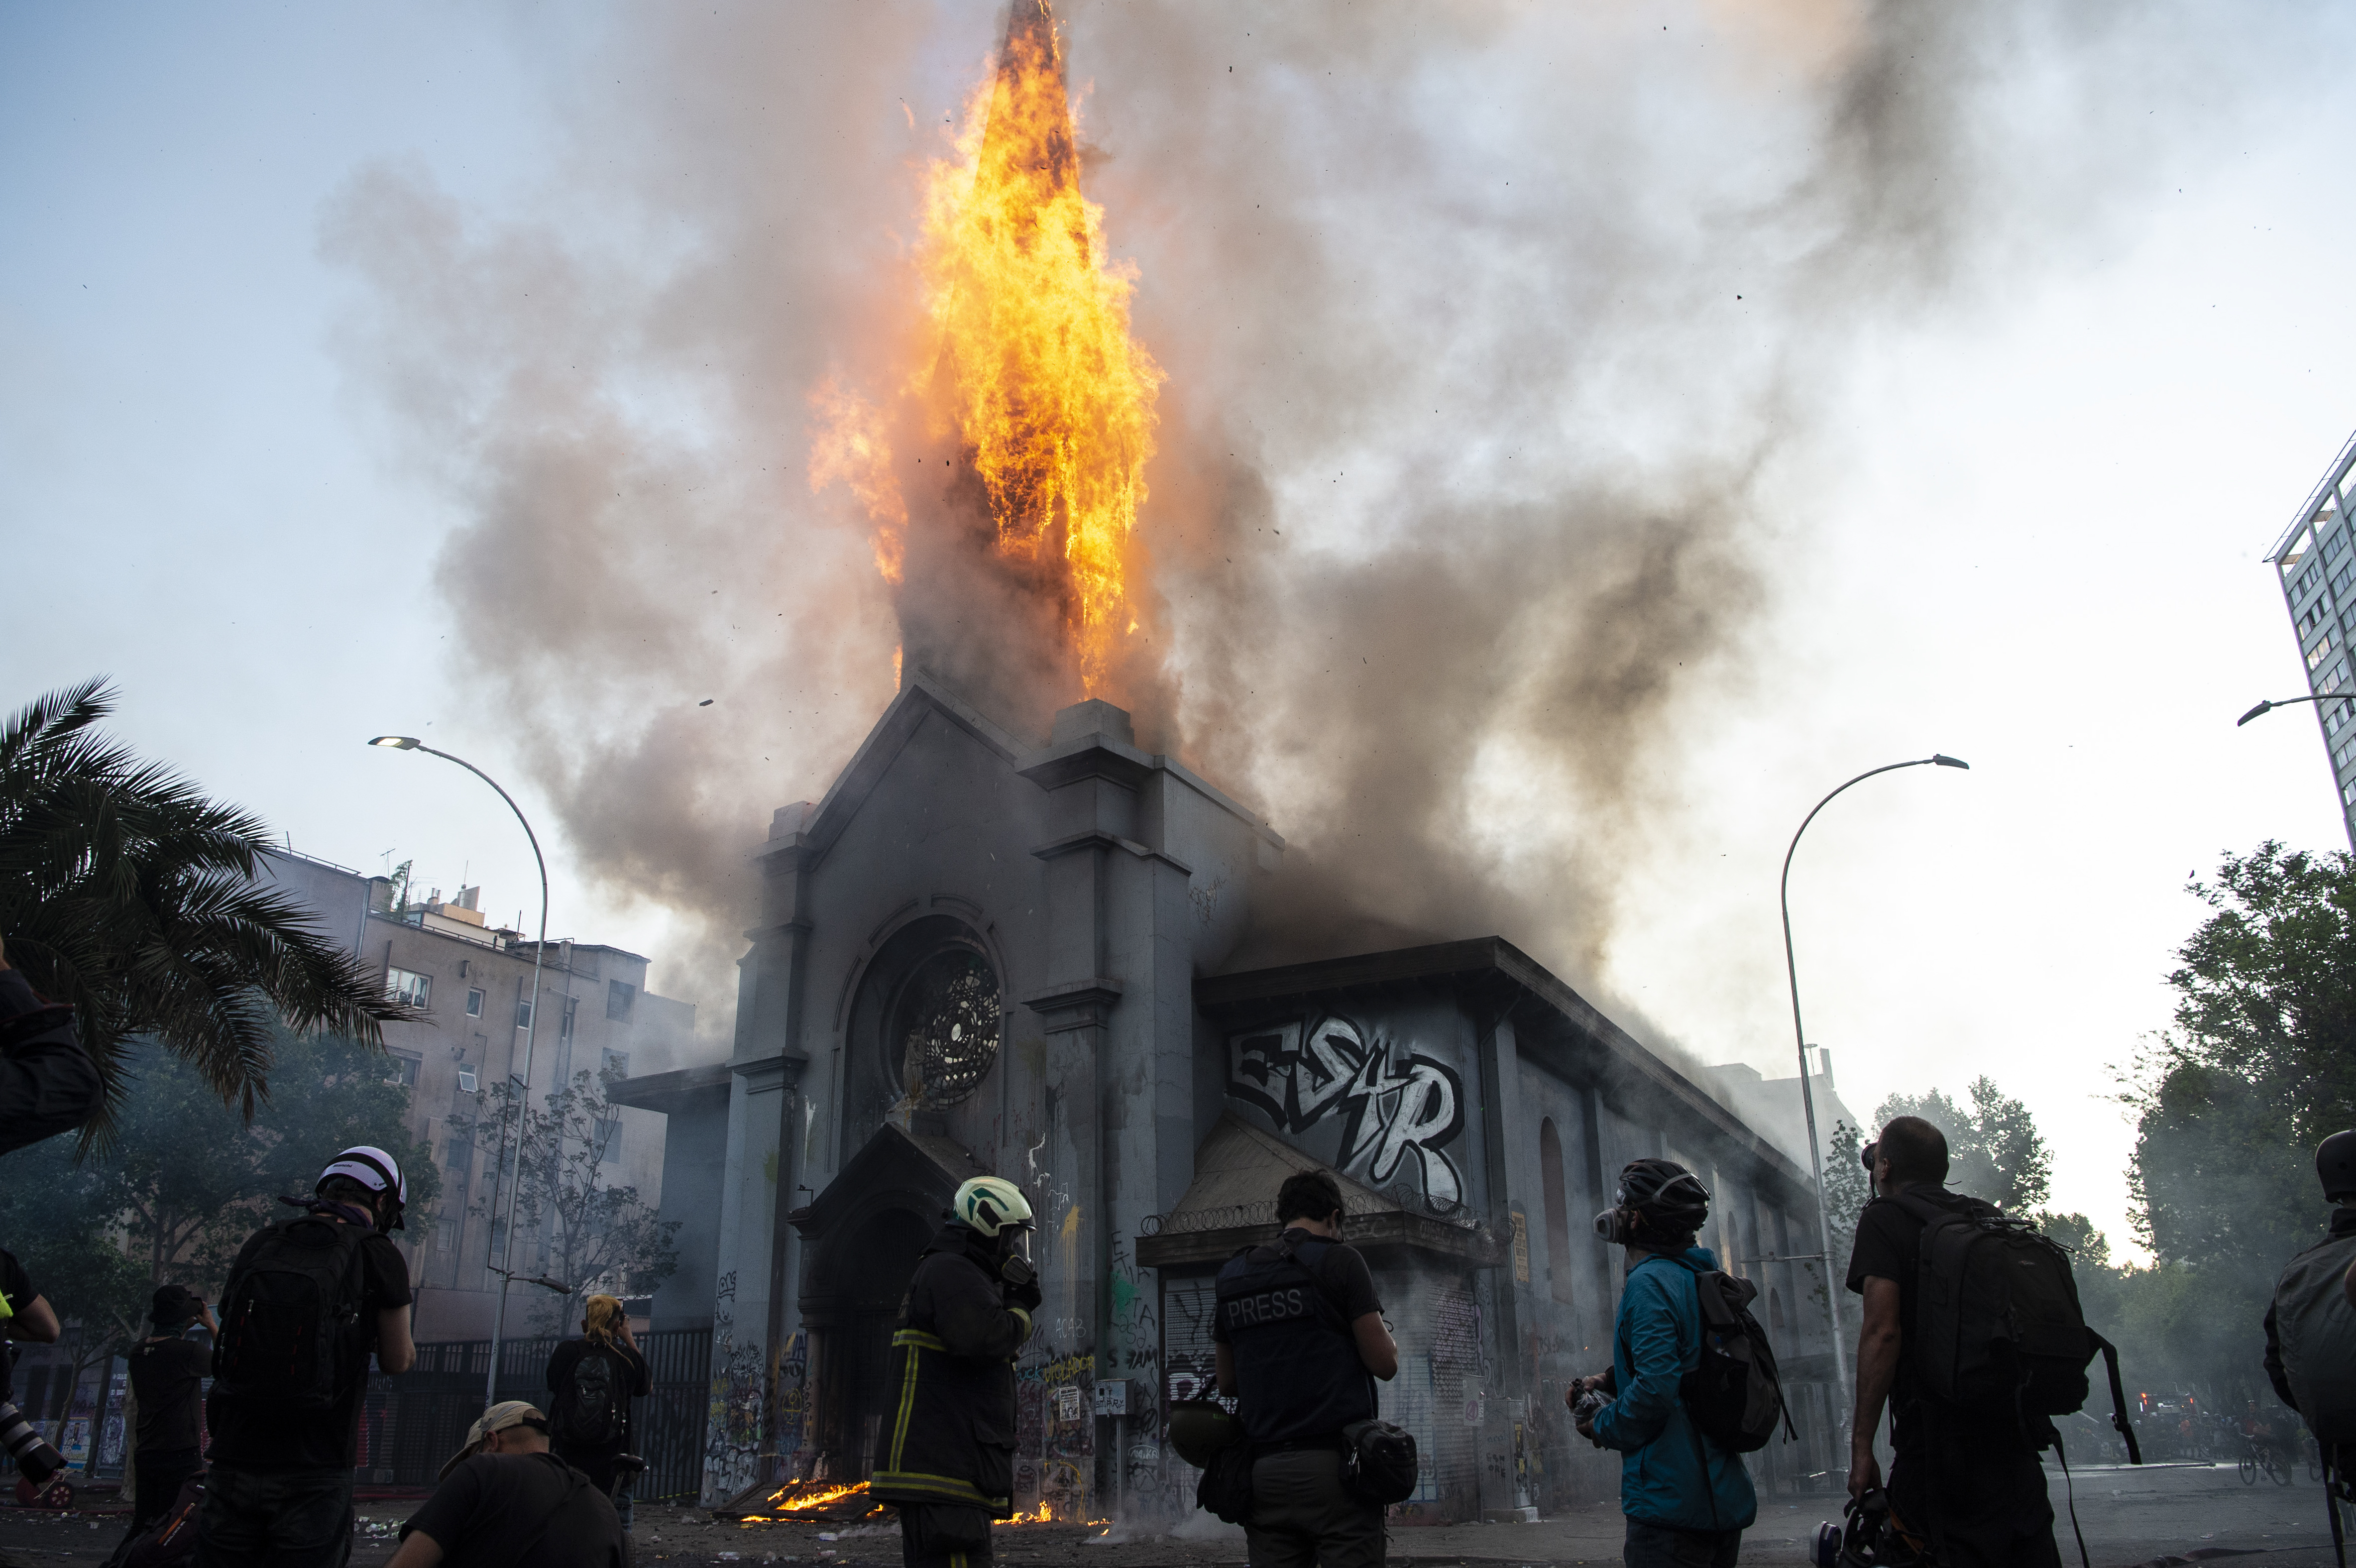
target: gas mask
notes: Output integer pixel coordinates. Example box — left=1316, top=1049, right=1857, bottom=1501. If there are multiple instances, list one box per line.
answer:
left=1592, top=1206, right=1635, bottom=1245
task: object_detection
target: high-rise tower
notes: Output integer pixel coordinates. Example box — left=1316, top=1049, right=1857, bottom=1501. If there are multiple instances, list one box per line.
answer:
left=2267, top=427, right=2356, bottom=852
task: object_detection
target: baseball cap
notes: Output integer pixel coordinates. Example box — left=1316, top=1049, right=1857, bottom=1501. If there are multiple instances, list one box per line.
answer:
left=440, top=1401, right=549, bottom=1480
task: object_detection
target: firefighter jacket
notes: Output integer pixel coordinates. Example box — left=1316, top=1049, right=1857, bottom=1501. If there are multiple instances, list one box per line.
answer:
left=869, top=1223, right=1035, bottom=1517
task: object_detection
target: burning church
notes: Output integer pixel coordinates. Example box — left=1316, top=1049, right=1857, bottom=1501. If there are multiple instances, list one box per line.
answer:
left=676, top=672, right=1840, bottom=1521
left=654, top=0, right=1840, bottom=1523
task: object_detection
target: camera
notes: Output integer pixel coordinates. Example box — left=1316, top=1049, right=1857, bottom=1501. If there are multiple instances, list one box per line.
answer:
left=1860, top=1140, right=1878, bottom=1172
left=0, top=1400, right=65, bottom=1486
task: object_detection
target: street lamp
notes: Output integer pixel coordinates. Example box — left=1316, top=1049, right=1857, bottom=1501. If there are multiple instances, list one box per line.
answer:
left=1780, top=753, right=1970, bottom=1421
left=369, top=735, right=549, bottom=1412
left=2235, top=692, right=2352, bottom=727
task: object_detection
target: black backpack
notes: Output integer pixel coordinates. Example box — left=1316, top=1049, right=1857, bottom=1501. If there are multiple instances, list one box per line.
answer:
left=1658, top=1258, right=1794, bottom=1455
left=1888, top=1191, right=2138, bottom=1457
left=554, top=1346, right=628, bottom=1447
left=212, top=1216, right=369, bottom=1409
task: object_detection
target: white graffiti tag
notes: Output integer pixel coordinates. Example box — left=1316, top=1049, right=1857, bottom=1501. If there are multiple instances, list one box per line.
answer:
left=1228, top=1017, right=1464, bottom=1204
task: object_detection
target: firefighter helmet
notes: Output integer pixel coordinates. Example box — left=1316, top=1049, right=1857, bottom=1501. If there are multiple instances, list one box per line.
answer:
left=953, top=1176, right=1035, bottom=1237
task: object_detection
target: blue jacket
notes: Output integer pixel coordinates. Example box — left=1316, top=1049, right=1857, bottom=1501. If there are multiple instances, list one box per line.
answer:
left=1591, top=1246, right=1758, bottom=1532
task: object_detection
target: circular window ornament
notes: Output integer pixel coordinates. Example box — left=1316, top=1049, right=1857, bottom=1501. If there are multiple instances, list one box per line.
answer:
left=894, top=949, right=1002, bottom=1107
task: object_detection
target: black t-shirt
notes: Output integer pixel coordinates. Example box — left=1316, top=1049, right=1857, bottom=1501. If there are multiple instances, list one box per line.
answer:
left=1212, top=1230, right=1384, bottom=1344
left=545, top=1339, right=651, bottom=1453
left=401, top=1451, right=630, bottom=1568
left=1847, top=1188, right=1992, bottom=1435
left=128, top=1337, right=209, bottom=1456
left=205, top=1223, right=412, bottom=1471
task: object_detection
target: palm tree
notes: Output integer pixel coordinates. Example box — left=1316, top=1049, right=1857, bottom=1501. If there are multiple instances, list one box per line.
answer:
left=0, top=677, right=413, bottom=1136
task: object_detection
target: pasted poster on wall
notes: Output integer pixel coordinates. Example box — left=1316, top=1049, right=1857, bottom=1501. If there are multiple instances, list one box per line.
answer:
left=1228, top=1015, right=1465, bottom=1205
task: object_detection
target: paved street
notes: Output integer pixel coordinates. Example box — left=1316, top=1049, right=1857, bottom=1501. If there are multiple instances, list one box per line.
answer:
left=0, top=1461, right=2336, bottom=1566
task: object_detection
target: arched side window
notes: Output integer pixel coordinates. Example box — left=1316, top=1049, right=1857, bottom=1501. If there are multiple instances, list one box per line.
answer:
left=1539, top=1118, right=1574, bottom=1308
left=1769, top=1287, right=1786, bottom=1333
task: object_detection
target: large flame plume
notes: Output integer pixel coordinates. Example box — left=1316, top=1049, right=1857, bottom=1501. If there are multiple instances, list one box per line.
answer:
left=809, top=0, right=1161, bottom=700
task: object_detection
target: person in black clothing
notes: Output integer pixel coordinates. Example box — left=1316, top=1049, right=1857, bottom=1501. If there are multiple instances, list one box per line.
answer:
left=870, top=1175, right=1042, bottom=1568
left=546, top=1293, right=652, bottom=1523
left=1847, top=1115, right=2061, bottom=1568
left=1214, top=1169, right=1398, bottom=1568
left=0, top=936, right=103, bottom=1155
left=195, top=1146, right=417, bottom=1568
left=125, top=1286, right=215, bottom=1532
left=385, top=1400, right=630, bottom=1568
left=2261, top=1129, right=2356, bottom=1468
left=0, top=1246, right=62, bottom=1349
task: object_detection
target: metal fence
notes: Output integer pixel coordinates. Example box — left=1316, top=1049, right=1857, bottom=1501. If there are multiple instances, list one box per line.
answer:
left=358, top=1329, right=712, bottom=1498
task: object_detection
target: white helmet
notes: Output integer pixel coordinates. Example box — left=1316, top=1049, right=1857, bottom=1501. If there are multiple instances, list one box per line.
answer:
left=318, top=1145, right=408, bottom=1231
left=953, top=1176, right=1034, bottom=1237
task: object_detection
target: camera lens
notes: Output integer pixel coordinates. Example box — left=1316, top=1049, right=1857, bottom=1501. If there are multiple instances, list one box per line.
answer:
left=1859, top=1141, right=1877, bottom=1172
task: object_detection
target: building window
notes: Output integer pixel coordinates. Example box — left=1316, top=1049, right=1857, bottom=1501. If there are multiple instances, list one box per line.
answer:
left=385, top=1052, right=421, bottom=1089
left=435, top=1219, right=454, bottom=1254
left=601, top=1048, right=630, bottom=1080
left=386, top=967, right=431, bottom=1010
left=607, top=980, right=636, bottom=1022
left=2343, top=777, right=2356, bottom=808
left=561, top=995, right=578, bottom=1042
left=2329, top=528, right=2353, bottom=565
left=2296, top=559, right=2325, bottom=601
left=2334, top=560, right=2356, bottom=601
left=2327, top=658, right=2351, bottom=693
left=2310, top=625, right=2341, bottom=671
left=2301, top=596, right=2335, bottom=638
left=515, top=998, right=534, bottom=1030
left=465, top=988, right=484, bottom=1018
left=892, top=949, right=1002, bottom=1106
left=456, top=1063, right=478, bottom=1094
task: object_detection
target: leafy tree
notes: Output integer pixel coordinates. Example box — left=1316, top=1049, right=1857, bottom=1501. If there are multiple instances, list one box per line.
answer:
left=0, top=1026, right=438, bottom=1443
left=0, top=678, right=413, bottom=1134
left=464, top=1069, right=677, bottom=1333
left=1874, top=1076, right=2053, bottom=1213
left=1819, top=1119, right=1873, bottom=1295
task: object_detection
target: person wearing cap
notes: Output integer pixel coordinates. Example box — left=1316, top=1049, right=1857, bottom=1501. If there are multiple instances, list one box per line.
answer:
left=195, top=1145, right=417, bottom=1568
left=2264, top=1130, right=2356, bottom=1480
left=383, top=1400, right=629, bottom=1568
left=1571, top=1157, right=1754, bottom=1568
left=125, top=1286, right=216, bottom=1533
left=870, top=1175, right=1043, bottom=1568
left=0, top=935, right=103, bottom=1154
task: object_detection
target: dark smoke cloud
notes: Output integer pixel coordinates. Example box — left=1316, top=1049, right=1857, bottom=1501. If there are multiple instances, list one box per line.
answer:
left=323, top=0, right=2294, bottom=1050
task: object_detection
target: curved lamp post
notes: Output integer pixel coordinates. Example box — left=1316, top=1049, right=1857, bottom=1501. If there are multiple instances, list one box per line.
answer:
left=1781, top=753, right=1970, bottom=1422
left=2236, top=692, right=2349, bottom=727
left=369, top=736, right=550, bottom=1412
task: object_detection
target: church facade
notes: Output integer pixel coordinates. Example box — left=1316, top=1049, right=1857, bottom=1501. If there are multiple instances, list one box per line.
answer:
left=686, top=675, right=1838, bottom=1518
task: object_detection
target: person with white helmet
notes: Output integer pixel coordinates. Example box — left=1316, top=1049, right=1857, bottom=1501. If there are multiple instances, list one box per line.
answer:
left=870, top=1174, right=1042, bottom=1568
left=195, top=1144, right=418, bottom=1568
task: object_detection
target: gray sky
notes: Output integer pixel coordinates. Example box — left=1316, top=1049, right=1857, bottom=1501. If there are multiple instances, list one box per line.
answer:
left=6, top=1, right=2353, bottom=1260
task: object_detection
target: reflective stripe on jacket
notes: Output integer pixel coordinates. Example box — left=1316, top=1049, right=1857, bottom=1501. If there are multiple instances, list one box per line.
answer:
left=868, top=1224, right=1034, bottom=1516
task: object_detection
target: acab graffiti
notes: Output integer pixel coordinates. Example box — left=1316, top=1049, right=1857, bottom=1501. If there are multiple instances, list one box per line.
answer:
left=1228, top=1015, right=1465, bottom=1204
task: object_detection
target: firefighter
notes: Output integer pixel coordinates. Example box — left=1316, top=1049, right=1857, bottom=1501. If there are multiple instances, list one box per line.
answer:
left=871, top=1175, right=1043, bottom=1568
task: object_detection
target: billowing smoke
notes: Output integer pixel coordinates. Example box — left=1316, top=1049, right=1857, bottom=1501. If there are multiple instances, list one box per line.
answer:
left=322, top=1, right=2281, bottom=1045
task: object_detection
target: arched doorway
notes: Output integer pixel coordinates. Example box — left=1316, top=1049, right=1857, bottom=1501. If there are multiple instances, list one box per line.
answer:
left=1538, top=1119, right=1574, bottom=1307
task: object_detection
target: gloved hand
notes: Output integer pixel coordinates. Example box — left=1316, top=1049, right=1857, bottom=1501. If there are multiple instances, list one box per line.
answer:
left=1001, top=1253, right=1044, bottom=1313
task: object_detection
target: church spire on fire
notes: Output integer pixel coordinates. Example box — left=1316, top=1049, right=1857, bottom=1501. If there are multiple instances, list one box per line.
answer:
left=671, top=671, right=1834, bottom=1521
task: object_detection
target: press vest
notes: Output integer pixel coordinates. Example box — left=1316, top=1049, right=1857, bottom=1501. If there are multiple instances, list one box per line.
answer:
left=1215, top=1232, right=1376, bottom=1444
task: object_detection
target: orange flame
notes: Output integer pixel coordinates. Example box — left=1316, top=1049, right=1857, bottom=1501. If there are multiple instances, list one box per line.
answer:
left=810, top=1, right=1160, bottom=699
left=760, top=1478, right=872, bottom=1516
left=807, top=379, right=908, bottom=586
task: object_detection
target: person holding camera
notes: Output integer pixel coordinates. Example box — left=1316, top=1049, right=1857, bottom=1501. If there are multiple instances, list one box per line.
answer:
left=870, top=1175, right=1042, bottom=1568
left=1213, top=1169, right=1399, bottom=1568
left=545, top=1294, right=652, bottom=1526
left=1847, top=1117, right=2061, bottom=1568
left=196, top=1146, right=417, bottom=1568
left=1571, top=1158, right=1754, bottom=1568
left=125, top=1286, right=215, bottom=1533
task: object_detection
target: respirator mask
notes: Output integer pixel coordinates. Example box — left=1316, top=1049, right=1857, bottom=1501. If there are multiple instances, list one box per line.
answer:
left=1592, top=1205, right=1634, bottom=1245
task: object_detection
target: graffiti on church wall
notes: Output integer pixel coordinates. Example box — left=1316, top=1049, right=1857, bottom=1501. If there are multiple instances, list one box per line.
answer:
left=1228, top=1015, right=1466, bottom=1204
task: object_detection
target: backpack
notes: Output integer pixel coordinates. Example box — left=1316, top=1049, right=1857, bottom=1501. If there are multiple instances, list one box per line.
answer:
left=99, top=1471, right=203, bottom=1568
left=211, top=1216, right=369, bottom=1409
left=2271, top=1231, right=2356, bottom=1445
left=1887, top=1191, right=2137, bottom=1460
left=553, top=1345, right=628, bottom=1448
left=1659, top=1257, right=1794, bottom=1455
